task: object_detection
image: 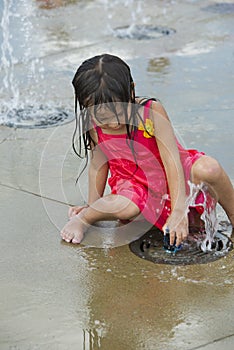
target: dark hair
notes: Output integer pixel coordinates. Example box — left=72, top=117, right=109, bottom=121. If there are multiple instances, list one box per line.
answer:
left=72, top=54, right=140, bottom=181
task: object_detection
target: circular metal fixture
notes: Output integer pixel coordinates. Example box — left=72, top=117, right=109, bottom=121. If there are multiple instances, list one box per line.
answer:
left=129, top=228, right=233, bottom=265
left=114, top=24, right=176, bottom=40
left=0, top=105, right=74, bottom=129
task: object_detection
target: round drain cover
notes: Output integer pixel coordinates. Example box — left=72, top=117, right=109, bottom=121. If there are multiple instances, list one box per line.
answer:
left=129, top=228, right=233, bottom=265
left=0, top=105, right=74, bottom=129
left=114, top=24, right=176, bottom=40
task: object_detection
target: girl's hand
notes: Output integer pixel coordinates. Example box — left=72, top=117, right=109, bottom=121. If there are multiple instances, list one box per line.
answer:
left=68, top=205, right=89, bottom=219
left=163, top=213, right=189, bottom=247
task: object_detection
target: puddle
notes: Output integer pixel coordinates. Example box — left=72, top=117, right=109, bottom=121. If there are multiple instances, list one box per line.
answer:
left=82, top=237, right=234, bottom=287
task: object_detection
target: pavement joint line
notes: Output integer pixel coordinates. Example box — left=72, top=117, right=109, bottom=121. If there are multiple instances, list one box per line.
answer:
left=189, top=332, right=234, bottom=350
left=0, top=137, right=9, bottom=145
left=0, top=131, right=16, bottom=144
left=0, top=182, right=71, bottom=206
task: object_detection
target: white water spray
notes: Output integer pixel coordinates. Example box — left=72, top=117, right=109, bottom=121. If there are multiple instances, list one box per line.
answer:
left=0, top=0, right=39, bottom=120
left=0, top=0, right=72, bottom=128
left=1, top=0, right=19, bottom=109
left=101, top=0, right=145, bottom=37
left=187, top=181, right=218, bottom=252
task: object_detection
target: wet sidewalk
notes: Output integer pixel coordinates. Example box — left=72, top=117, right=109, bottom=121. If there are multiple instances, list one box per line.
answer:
left=1, top=1, right=234, bottom=349
left=1, top=123, right=234, bottom=350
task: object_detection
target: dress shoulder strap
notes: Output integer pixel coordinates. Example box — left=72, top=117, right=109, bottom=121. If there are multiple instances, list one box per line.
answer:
left=136, top=97, right=157, bottom=121
left=143, top=100, right=152, bottom=120
left=138, top=97, right=158, bottom=106
left=143, top=97, right=158, bottom=121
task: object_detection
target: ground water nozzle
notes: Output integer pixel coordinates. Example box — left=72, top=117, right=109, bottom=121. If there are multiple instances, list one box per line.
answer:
left=163, top=227, right=182, bottom=255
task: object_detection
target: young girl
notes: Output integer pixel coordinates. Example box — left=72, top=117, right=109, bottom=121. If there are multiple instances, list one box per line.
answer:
left=61, top=54, right=234, bottom=246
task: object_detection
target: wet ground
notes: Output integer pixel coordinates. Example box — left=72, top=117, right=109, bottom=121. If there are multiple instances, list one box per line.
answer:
left=0, top=0, right=234, bottom=349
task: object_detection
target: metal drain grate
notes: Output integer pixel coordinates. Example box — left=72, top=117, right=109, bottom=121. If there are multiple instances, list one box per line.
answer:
left=113, top=25, right=176, bottom=40
left=0, top=105, right=74, bottom=129
left=129, top=229, right=233, bottom=265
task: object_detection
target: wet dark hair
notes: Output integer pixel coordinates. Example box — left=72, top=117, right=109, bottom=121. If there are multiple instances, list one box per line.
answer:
left=72, top=54, right=140, bottom=181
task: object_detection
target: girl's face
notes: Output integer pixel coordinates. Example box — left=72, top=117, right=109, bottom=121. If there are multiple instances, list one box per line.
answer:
left=88, top=102, right=129, bottom=131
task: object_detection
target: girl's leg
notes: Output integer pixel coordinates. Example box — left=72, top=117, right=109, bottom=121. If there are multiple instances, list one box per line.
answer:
left=60, top=194, right=140, bottom=243
left=191, top=155, right=234, bottom=226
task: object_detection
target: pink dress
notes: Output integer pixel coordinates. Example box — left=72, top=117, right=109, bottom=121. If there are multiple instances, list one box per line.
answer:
left=95, top=100, right=206, bottom=230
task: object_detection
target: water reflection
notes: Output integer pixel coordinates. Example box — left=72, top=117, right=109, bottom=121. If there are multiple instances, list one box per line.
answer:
left=147, top=57, right=170, bottom=74
left=83, top=323, right=107, bottom=349
left=80, top=244, right=234, bottom=349
left=36, top=0, right=79, bottom=10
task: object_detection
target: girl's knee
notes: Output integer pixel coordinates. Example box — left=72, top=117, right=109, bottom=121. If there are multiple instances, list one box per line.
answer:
left=192, top=156, right=222, bottom=184
left=118, top=203, right=140, bottom=220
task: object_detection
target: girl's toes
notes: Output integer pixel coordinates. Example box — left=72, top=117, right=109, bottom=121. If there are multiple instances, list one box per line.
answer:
left=60, top=231, right=66, bottom=240
left=61, top=230, right=73, bottom=243
left=72, top=233, right=84, bottom=244
left=60, top=231, right=67, bottom=240
left=65, top=235, right=73, bottom=243
left=72, top=237, right=81, bottom=244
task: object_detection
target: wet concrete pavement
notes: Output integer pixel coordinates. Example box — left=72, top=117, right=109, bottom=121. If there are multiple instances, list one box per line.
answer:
left=1, top=0, right=234, bottom=349
left=1, top=122, right=234, bottom=350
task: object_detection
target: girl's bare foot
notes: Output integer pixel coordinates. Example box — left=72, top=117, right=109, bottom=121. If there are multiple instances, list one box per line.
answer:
left=60, top=211, right=90, bottom=244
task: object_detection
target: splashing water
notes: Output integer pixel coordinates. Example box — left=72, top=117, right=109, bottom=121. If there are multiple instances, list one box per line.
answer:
left=0, top=0, right=42, bottom=108
left=1, top=0, right=19, bottom=109
left=101, top=0, right=175, bottom=40
left=101, top=0, right=144, bottom=35
left=186, top=181, right=218, bottom=252
left=129, top=181, right=232, bottom=265
left=0, top=0, right=73, bottom=128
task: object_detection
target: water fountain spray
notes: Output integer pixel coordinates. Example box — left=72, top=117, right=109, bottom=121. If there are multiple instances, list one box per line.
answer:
left=0, top=0, right=73, bottom=128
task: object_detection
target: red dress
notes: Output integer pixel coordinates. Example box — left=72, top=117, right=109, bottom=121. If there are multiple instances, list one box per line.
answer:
left=95, top=100, right=206, bottom=230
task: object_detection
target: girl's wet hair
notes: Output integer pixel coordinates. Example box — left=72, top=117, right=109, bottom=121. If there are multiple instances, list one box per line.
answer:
left=71, top=54, right=140, bottom=181
left=72, top=54, right=135, bottom=107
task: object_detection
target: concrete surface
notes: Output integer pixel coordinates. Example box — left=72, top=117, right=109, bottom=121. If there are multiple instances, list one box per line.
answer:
left=1, top=0, right=234, bottom=349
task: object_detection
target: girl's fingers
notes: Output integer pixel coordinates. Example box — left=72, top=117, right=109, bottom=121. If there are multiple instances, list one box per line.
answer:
left=173, top=230, right=188, bottom=246
left=68, top=206, right=81, bottom=218
left=170, top=231, right=176, bottom=245
left=163, top=219, right=188, bottom=246
left=68, top=207, right=76, bottom=218
left=175, top=234, right=182, bottom=247
left=68, top=205, right=88, bottom=218
left=68, top=207, right=73, bottom=217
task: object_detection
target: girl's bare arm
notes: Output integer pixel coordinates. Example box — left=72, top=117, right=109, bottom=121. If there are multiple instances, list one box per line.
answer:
left=68, top=129, right=108, bottom=218
left=150, top=101, right=188, bottom=245
left=88, top=149, right=109, bottom=205
left=87, top=128, right=109, bottom=205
